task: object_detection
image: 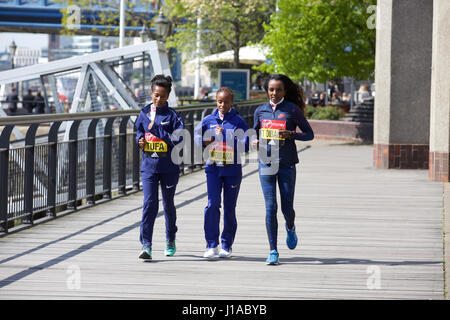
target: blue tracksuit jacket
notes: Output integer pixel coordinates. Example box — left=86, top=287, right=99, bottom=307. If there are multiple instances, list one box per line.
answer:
left=135, top=102, right=184, bottom=175
left=195, top=108, right=249, bottom=176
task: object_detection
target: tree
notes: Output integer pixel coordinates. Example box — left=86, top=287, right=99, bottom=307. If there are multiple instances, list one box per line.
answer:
left=163, top=0, right=275, bottom=68
left=256, top=0, right=376, bottom=83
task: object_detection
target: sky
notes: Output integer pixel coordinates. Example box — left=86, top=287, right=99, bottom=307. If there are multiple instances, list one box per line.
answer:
left=0, top=32, right=48, bottom=52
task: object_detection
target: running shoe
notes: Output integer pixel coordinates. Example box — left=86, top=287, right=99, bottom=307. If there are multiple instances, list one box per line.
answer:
left=203, top=246, right=219, bottom=258
left=218, top=248, right=232, bottom=258
left=266, top=250, right=279, bottom=265
left=165, top=240, right=176, bottom=256
left=286, top=224, right=298, bottom=250
left=139, top=245, right=152, bottom=260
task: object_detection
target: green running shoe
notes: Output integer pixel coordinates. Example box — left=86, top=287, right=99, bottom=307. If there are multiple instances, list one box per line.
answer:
left=164, top=240, right=176, bottom=256
left=139, top=245, right=152, bottom=260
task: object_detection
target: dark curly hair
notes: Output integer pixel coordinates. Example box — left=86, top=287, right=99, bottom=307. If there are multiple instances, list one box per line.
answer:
left=263, top=74, right=306, bottom=114
left=151, top=74, right=173, bottom=95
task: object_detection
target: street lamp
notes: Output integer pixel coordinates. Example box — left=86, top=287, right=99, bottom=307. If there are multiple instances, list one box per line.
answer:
left=9, top=40, right=18, bottom=92
left=140, top=22, right=151, bottom=42
left=9, top=40, right=17, bottom=69
left=154, top=11, right=170, bottom=42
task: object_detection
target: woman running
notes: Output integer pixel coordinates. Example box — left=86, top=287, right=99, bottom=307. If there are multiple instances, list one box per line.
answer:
left=135, top=75, right=184, bottom=261
left=195, top=87, right=249, bottom=259
left=253, top=74, right=314, bottom=265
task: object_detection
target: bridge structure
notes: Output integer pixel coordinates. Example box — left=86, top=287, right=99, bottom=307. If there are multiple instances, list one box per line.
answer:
left=0, top=0, right=158, bottom=35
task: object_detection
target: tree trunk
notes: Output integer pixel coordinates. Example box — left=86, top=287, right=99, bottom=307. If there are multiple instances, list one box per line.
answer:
left=233, top=47, right=240, bottom=69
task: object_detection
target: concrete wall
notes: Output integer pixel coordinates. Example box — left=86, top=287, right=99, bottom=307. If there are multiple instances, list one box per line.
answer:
left=374, top=0, right=433, bottom=145
left=429, top=0, right=450, bottom=181
left=373, top=0, right=433, bottom=169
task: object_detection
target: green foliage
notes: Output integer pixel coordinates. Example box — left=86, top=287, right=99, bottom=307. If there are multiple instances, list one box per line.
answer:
left=304, top=105, right=317, bottom=118
left=257, top=0, right=376, bottom=82
left=164, top=0, right=274, bottom=67
left=306, top=106, right=346, bottom=120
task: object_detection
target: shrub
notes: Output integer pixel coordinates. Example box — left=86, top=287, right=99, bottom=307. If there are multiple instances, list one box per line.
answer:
left=304, top=106, right=316, bottom=118
left=306, top=106, right=346, bottom=120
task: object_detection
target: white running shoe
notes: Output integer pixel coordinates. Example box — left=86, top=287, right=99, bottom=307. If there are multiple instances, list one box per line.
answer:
left=203, top=246, right=219, bottom=258
left=218, top=248, right=232, bottom=258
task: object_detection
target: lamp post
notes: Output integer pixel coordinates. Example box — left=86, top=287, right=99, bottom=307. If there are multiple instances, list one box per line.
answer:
left=154, top=11, right=170, bottom=42
left=140, top=23, right=151, bottom=42
left=9, top=40, right=17, bottom=69
left=139, top=22, right=151, bottom=101
left=194, top=16, right=201, bottom=99
left=9, top=41, right=18, bottom=92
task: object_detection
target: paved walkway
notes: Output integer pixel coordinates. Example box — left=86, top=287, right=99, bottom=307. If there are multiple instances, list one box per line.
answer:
left=0, top=140, right=445, bottom=299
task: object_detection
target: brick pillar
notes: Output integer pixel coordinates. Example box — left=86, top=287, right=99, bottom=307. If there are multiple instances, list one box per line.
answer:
left=373, top=0, right=433, bottom=169
left=429, top=0, right=450, bottom=182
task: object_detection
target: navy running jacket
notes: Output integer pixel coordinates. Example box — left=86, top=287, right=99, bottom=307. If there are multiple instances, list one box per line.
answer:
left=253, top=100, right=314, bottom=165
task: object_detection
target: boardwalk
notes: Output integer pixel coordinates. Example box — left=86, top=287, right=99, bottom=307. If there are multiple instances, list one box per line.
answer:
left=0, top=140, right=444, bottom=299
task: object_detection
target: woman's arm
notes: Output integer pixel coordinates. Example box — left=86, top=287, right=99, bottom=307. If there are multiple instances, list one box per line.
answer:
left=135, top=112, right=146, bottom=145
left=292, top=107, right=314, bottom=141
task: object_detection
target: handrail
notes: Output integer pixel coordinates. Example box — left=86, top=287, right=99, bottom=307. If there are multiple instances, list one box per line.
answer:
left=0, top=99, right=265, bottom=126
left=0, top=110, right=139, bottom=126
left=0, top=99, right=262, bottom=234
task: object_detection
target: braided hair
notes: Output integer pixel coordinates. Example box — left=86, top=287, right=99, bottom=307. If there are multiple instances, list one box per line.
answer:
left=150, top=74, right=173, bottom=95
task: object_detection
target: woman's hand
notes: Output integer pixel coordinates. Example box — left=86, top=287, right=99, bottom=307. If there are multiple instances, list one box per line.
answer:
left=278, top=129, right=293, bottom=139
left=138, top=137, right=145, bottom=149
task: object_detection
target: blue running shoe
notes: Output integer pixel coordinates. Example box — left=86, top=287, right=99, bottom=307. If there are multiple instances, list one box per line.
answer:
left=266, top=250, right=279, bottom=265
left=286, top=224, right=298, bottom=250
left=165, top=240, right=176, bottom=256
left=139, top=245, right=152, bottom=260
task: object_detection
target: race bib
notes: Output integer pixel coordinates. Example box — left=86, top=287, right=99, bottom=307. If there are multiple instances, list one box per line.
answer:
left=260, top=120, right=286, bottom=140
left=209, top=142, right=234, bottom=165
left=144, top=132, right=168, bottom=153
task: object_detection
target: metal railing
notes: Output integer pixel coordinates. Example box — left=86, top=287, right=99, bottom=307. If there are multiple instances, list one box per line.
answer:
left=0, top=99, right=263, bottom=234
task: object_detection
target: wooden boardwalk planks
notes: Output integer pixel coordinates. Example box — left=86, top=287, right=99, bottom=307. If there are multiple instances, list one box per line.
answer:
left=0, top=140, right=444, bottom=299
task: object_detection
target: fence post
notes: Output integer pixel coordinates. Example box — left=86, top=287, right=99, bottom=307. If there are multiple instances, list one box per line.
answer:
left=23, top=123, right=40, bottom=225
left=103, top=117, right=115, bottom=200
left=118, top=116, right=129, bottom=195
left=86, top=118, right=99, bottom=204
left=132, top=125, right=140, bottom=191
left=0, top=125, right=14, bottom=233
left=47, top=121, right=62, bottom=218
left=68, top=120, right=81, bottom=210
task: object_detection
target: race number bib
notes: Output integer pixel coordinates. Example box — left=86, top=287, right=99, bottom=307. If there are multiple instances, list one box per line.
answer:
left=144, top=132, right=168, bottom=153
left=260, top=120, right=286, bottom=140
left=209, top=142, right=234, bottom=165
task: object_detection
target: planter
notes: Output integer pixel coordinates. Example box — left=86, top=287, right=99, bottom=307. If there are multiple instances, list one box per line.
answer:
left=306, top=119, right=373, bottom=143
